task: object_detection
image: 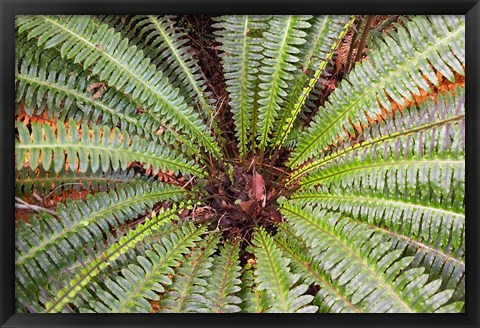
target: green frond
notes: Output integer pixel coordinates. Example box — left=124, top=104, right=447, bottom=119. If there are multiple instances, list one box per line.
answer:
left=287, top=91, right=465, bottom=259
left=280, top=203, right=462, bottom=312
left=288, top=15, right=465, bottom=168
left=239, top=266, right=268, bottom=313
left=250, top=227, right=318, bottom=313
left=79, top=222, right=205, bottom=313
left=16, top=166, right=143, bottom=196
left=16, top=41, right=146, bottom=137
left=15, top=37, right=205, bottom=159
left=15, top=119, right=205, bottom=177
left=188, top=243, right=242, bottom=313
left=271, top=15, right=354, bottom=148
left=290, top=191, right=464, bottom=259
left=274, top=224, right=361, bottom=313
left=16, top=202, right=183, bottom=312
left=159, top=234, right=219, bottom=312
left=13, top=14, right=465, bottom=314
left=16, top=15, right=222, bottom=159
left=15, top=182, right=186, bottom=288
left=128, top=16, right=215, bottom=123
left=289, top=88, right=465, bottom=184
left=214, top=15, right=268, bottom=157
left=256, top=15, right=312, bottom=150
left=43, top=206, right=194, bottom=312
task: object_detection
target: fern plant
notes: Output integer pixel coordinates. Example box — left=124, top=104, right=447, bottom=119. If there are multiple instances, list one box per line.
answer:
left=14, top=14, right=465, bottom=313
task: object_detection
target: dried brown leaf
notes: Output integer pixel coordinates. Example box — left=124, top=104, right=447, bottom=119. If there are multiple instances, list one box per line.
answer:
left=251, top=171, right=265, bottom=202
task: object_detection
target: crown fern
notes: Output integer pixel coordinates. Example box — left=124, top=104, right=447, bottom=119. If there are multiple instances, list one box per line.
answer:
left=14, top=14, right=465, bottom=313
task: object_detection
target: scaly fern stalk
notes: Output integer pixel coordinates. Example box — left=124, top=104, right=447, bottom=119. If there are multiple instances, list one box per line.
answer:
left=288, top=15, right=464, bottom=168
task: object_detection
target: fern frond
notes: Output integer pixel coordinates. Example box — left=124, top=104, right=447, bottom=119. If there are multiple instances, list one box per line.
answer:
left=288, top=15, right=465, bottom=168
left=16, top=202, right=183, bottom=312
left=16, top=42, right=144, bottom=137
left=288, top=89, right=465, bottom=184
left=16, top=166, right=141, bottom=196
left=159, top=234, right=219, bottom=312
left=15, top=120, right=205, bottom=177
left=256, top=15, right=312, bottom=150
left=274, top=224, right=361, bottom=313
left=15, top=37, right=204, bottom=159
left=187, top=243, right=242, bottom=313
left=43, top=206, right=195, bottom=312
left=238, top=265, right=268, bottom=313
left=290, top=191, right=464, bottom=258
left=127, top=16, right=215, bottom=123
left=287, top=91, right=465, bottom=257
left=214, top=15, right=267, bottom=157
left=15, top=182, right=186, bottom=281
left=280, top=203, right=461, bottom=312
left=271, top=15, right=354, bottom=148
left=250, top=227, right=318, bottom=313
left=16, top=15, right=222, bottom=159
left=79, top=222, right=205, bottom=313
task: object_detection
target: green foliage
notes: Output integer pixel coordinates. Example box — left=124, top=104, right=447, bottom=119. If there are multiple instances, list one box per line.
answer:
left=14, top=14, right=465, bottom=313
left=288, top=15, right=465, bottom=168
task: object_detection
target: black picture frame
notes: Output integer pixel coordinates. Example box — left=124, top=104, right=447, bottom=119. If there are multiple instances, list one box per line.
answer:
left=1, top=1, right=479, bottom=327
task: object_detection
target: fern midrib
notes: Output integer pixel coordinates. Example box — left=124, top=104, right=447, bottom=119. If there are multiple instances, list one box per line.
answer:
left=43, top=16, right=220, bottom=158
left=372, top=225, right=465, bottom=267
left=273, top=17, right=353, bottom=148
left=15, top=189, right=184, bottom=266
left=213, top=246, right=238, bottom=313
left=258, top=16, right=293, bottom=149
left=291, top=193, right=465, bottom=218
left=45, top=210, right=178, bottom=312
left=116, top=229, right=201, bottom=313
left=300, top=159, right=464, bottom=187
left=303, top=16, right=330, bottom=69
left=148, top=16, right=213, bottom=120
left=16, top=173, right=128, bottom=186
left=237, top=15, right=250, bottom=156
left=281, top=205, right=414, bottom=312
left=273, top=236, right=361, bottom=313
left=172, top=236, right=217, bottom=312
left=257, top=234, right=290, bottom=312
left=289, top=114, right=465, bottom=182
left=289, top=23, right=464, bottom=168
left=270, top=13, right=324, bottom=147
left=17, top=142, right=204, bottom=177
